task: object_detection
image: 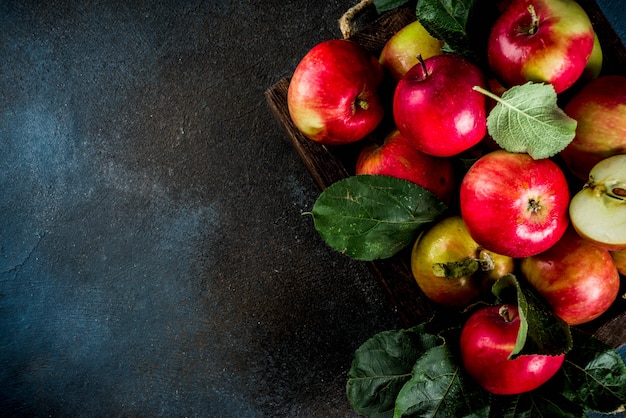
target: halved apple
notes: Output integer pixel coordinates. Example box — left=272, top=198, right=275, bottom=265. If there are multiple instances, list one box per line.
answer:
left=569, top=154, right=626, bottom=250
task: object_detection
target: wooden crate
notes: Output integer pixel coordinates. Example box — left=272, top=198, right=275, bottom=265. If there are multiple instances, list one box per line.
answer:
left=265, top=2, right=626, bottom=348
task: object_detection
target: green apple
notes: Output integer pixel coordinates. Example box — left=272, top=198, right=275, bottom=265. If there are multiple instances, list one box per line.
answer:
left=411, top=216, right=515, bottom=307
left=569, top=154, right=626, bottom=250
left=611, top=249, right=626, bottom=276
left=581, top=32, right=603, bottom=80
left=379, top=20, right=444, bottom=82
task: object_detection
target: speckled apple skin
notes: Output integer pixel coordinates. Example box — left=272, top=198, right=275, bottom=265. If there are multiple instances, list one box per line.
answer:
left=562, top=75, right=626, bottom=179
left=521, top=229, right=621, bottom=326
left=356, top=130, right=455, bottom=204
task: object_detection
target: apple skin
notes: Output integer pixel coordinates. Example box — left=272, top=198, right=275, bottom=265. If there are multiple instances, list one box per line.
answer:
left=459, top=150, right=570, bottom=258
left=460, top=304, right=566, bottom=395
left=520, top=228, right=621, bottom=325
left=411, top=216, right=515, bottom=307
left=355, top=129, right=455, bottom=204
left=379, top=20, right=444, bottom=82
left=580, top=32, right=603, bottom=81
left=393, top=53, right=488, bottom=157
left=561, top=75, right=626, bottom=180
left=611, top=250, right=626, bottom=276
left=487, top=0, right=595, bottom=94
left=287, top=39, right=384, bottom=145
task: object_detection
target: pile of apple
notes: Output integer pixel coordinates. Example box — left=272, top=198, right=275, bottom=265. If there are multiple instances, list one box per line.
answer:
left=286, top=0, right=625, bottom=399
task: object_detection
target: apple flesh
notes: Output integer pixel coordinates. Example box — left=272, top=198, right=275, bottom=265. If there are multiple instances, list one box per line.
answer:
left=379, top=20, right=444, bottom=82
left=355, top=129, right=455, bottom=204
left=521, top=228, right=621, bottom=325
left=411, top=216, right=515, bottom=307
left=393, top=53, right=488, bottom=157
left=460, top=304, right=565, bottom=395
left=460, top=150, right=570, bottom=258
left=287, top=39, right=384, bottom=145
left=561, top=75, right=626, bottom=180
left=569, top=154, right=626, bottom=250
left=487, top=0, right=595, bottom=94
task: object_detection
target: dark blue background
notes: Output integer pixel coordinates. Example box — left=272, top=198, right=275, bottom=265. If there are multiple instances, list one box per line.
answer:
left=1, top=1, right=624, bottom=417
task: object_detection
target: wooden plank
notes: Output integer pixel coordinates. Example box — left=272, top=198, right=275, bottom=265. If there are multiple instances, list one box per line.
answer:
left=265, top=2, right=626, bottom=347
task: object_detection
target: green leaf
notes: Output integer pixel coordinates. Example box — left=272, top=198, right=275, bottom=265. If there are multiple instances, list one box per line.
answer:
left=373, top=0, right=411, bottom=13
left=562, top=330, right=626, bottom=413
left=394, top=344, right=490, bottom=417
left=307, top=175, right=447, bottom=261
left=475, top=82, right=577, bottom=159
left=347, top=325, right=443, bottom=418
left=416, top=0, right=476, bottom=58
left=492, top=275, right=572, bottom=359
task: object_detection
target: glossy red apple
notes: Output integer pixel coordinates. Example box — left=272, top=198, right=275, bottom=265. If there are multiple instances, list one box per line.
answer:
left=460, top=304, right=565, bottom=395
left=355, top=129, right=455, bottom=204
left=561, top=75, right=626, bottom=180
left=459, top=150, right=570, bottom=258
left=379, top=20, right=444, bottom=82
left=487, top=0, right=595, bottom=94
left=520, top=228, right=621, bottom=325
left=392, top=53, right=488, bottom=157
left=287, top=39, right=384, bottom=145
left=411, top=216, right=515, bottom=307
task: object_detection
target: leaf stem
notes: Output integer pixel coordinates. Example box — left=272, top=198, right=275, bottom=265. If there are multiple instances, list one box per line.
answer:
left=472, top=85, right=501, bottom=102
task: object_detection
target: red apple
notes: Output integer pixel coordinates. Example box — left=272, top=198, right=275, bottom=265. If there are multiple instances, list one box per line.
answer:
left=460, top=304, right=565, bottom=395
left=410, top=216, right=515, bottom=307
left=459, top=150, right=570, bottom=258
left=520, top=228, right=621, bottom=325
left=392, top=53, right=488, bottom=157
left=287, top=39, right=384, bottom=145
left=487, top=0, right=595, bottom=94
left=379, top=20, right=444, bottom=82
left=561, top=75, right=626, bottom=180
left=355, top=129, right=455, bottom=204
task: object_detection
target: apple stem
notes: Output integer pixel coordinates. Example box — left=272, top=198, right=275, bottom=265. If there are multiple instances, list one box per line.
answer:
left=356, top=98, right=369, bottom=111
left=432, top=250, right=495, bottom=279
left=527, top=5, right=539, bottom=35
left=416, top=54, right=428, bottom=75
left=498, top=305, right=516, bottom=322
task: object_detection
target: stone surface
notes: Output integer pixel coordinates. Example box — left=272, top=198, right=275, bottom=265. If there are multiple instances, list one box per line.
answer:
left=0, top=1, right=624, bottom=417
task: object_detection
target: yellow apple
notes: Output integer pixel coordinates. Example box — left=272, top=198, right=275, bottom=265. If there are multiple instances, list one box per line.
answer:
left=611, top=249, right=626, bottom=276
left=379, top=20, right=444, bottom=82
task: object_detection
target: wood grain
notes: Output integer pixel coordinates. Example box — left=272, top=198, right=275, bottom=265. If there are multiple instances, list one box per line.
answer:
left=265, top=2, right=626, bottom=348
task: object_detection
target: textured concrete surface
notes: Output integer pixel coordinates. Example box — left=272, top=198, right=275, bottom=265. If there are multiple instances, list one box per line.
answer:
left=0, top=1, right=624, bottom=417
